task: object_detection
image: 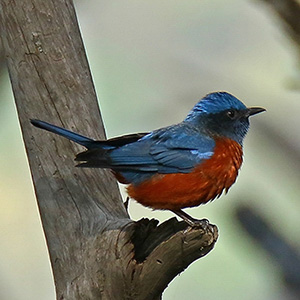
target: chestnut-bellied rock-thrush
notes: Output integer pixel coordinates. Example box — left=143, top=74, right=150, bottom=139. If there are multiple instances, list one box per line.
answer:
left=31, top=91, right=265, bottom=226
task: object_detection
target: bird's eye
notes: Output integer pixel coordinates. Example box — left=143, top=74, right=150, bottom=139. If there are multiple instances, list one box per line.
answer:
left=226, top=110, right=236, bottom=119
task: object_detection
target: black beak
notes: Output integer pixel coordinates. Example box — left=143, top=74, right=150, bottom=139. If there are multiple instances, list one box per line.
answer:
left=247, top=107, right=266, bottom=117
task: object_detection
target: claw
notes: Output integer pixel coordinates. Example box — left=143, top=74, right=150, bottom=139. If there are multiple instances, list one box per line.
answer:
left=171, top=209, right=209, bottom=229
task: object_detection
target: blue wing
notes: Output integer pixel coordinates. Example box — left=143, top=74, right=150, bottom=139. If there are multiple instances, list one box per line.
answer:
left=148, top=126, right=214, bottom=170
left=31, top=119, right=215, bottom=184
left=76, top=123, right=215, bottom=184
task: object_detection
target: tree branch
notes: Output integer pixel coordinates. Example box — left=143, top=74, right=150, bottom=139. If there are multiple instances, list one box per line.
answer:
left=0, top=0, right=218, bottom=299
left=259, top=0, right=300, bottom=48
left=131, top=218, right=218, bottom=299
left=236, top=205, right=300, bottom=296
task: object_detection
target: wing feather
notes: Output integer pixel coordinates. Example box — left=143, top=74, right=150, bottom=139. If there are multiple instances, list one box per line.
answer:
left=75, top=124, right=216, bottom=185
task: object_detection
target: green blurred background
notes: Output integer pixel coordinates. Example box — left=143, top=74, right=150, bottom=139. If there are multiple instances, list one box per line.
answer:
left=0, top=0, right=299, bottom=299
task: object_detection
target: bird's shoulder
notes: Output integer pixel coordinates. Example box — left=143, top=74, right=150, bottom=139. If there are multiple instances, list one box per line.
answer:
left=130, top=123, right=215, bottom=171
left=140, top=123, right=216, bottom=155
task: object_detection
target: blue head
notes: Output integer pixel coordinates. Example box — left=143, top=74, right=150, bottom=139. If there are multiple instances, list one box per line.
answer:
left=184, top=91, right=265, bottom=145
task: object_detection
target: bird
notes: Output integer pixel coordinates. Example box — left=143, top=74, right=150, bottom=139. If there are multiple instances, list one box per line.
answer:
left=31, top=91, right=265, bottom=226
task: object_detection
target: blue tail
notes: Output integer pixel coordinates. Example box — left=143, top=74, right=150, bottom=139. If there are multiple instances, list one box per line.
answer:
left=30, top=119, right=94, bottom=148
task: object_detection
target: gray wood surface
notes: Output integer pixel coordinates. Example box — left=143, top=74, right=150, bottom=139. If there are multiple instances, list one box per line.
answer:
left=0, top=1, right=218, bottom=299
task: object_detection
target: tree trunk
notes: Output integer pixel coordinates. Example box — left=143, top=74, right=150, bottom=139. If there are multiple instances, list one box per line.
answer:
left=0, top=0, right=218, bottom=299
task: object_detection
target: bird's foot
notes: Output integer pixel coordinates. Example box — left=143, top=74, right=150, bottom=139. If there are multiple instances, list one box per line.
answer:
left=124, top=196, right=130, bottom=212
left=187, top=218, right=209, bottom=229
left=171, top=209, right=209, bottom=229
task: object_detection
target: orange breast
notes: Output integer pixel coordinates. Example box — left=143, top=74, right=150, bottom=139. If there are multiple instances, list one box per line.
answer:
left=127, top=138, right=243, bottom=210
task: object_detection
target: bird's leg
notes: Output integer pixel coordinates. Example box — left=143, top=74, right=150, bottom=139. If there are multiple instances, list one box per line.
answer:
left=124, top=196, right=130, bottom=212
left=171, top=209, right=209, bottom=228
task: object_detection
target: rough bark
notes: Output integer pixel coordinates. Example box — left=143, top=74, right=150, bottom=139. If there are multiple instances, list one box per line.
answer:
left=0, top=0, right=218, bottom=299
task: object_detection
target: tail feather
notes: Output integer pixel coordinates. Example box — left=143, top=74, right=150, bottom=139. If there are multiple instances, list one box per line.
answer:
left=75, top=148, right=106, bottom=161
left=30, top=119, right=94, bottom=148
left=31, top=119, right=152, bottom=172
